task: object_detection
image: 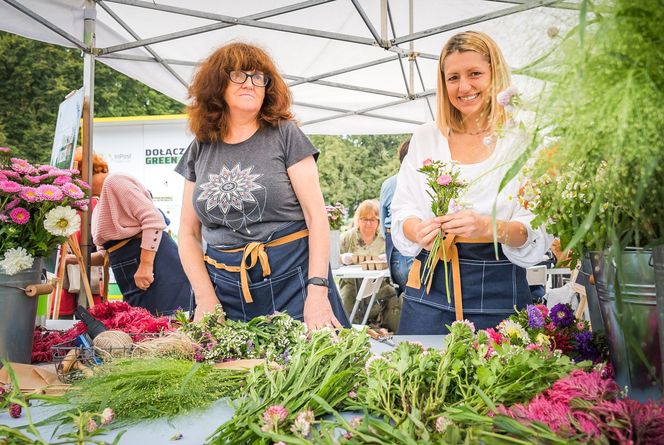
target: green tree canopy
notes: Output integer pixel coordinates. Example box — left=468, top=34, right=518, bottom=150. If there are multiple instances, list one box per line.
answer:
left=0, top=32, right=184, bottom=163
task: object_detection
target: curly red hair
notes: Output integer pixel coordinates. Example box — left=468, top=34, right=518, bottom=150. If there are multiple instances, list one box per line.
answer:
left=187, top=42, right=294, bottom=142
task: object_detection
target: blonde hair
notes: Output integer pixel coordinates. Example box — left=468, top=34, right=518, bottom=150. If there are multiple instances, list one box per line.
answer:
left=352, top=199, right=380, bottom=230
left=436, top=31, right=511, bottom=135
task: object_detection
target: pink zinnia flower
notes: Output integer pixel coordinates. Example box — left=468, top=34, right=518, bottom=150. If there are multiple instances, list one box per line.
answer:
left=10, top=158, right=35, bottom=174
left=423, top=158, right=433, bottom=166
left=437, top=174, right=452, bottom=186
left=6, top=198, right=20, bottom=210
left=36, top=184, right=64, bottom=201
left=0, top=180, right=21, bottom=193
left=75, top=179, right=91, bottom=190
left=61, top=182, right=85, bottom=199
left=19, top=187, right=39, bottom=203
left=9, top=207, right=30, bottom=225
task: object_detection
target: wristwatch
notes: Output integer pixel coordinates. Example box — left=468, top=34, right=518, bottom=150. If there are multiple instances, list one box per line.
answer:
left=306, top=277, right=330, bottom=288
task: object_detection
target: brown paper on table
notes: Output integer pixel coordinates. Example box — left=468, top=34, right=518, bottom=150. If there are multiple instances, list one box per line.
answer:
left=213, top=358, right=265, bottom=370
left=0, top=362, right=69, bottom=395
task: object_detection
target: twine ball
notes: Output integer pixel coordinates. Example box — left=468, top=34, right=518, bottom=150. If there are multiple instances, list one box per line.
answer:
left=93, top=330, right=133, bottom=357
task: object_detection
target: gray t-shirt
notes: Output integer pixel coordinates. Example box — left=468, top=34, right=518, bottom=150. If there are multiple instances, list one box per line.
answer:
left=175, top=121, right=318, bottom=248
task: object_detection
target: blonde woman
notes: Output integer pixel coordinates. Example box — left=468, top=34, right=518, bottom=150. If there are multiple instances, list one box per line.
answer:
left=339, top=199, right=400, bottom=331
left=391, top=31, right=552, bottom=334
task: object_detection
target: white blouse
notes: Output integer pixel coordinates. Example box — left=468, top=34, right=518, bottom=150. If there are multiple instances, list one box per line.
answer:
left=391, top=122, right=552, bottom=268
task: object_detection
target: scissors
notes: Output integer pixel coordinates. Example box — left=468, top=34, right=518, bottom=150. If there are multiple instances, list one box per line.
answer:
left=367, top=327, right=396, bottom=347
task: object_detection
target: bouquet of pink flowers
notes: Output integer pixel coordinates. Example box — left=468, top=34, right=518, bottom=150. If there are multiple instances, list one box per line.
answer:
left=325, top=202, right=346, bottom=231
left=418, top=158, right=467, bottom=301
left=0, top=148, right=90, bottom=275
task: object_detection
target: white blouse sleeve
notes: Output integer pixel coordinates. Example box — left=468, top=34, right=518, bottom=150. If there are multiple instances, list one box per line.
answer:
left=501, top=182, right=554, bottom=268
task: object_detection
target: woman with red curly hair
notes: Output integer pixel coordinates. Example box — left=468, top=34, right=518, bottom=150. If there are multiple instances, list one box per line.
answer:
left=176, top=42, right=349, bottom=330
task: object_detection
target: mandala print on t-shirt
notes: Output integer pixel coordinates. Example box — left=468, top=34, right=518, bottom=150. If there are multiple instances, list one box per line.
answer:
left=197, top=163, right=266, bottom=233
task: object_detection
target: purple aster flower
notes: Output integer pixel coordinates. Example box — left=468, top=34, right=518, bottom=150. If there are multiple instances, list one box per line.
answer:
left=550, top=303, right=574, bottom=328
left=526, top=304, right=545, bottom=329
left=5, top=198, right=20, bottom=210
left=10, top=158, right=35, bottom=174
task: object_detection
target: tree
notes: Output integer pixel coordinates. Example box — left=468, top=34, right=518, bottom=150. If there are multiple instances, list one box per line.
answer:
left=0, top=32, right=184, bottom=163
left=313, top=134, right=408, bottom=213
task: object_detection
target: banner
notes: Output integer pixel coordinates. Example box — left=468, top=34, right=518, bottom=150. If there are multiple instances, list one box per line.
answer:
left=50, top=88, right=84, bottom=169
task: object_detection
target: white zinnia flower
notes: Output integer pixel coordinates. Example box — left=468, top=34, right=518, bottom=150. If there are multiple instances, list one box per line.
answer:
left=0, top=247, right=34, bottom=275
left=43, top=206, right=80, bottom=236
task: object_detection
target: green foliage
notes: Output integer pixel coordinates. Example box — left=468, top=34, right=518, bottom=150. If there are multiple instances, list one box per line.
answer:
left=59, top=358, right=247, bottom=424
left=0, top=32, right=184, bottom=164
left=523, top=0, right=664, bottom=256
left=313, top=134, right=408, bottom=212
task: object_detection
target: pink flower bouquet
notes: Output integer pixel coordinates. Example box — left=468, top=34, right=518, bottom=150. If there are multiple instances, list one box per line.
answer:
left=0, top=148, right=90, bottom=275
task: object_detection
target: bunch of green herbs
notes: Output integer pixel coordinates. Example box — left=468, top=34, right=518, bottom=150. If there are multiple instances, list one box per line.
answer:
left=206, top=328, right=370, bottom=444
left=52, top=358, right=247, bottom=424
left=175, top=309, right=306, bottom=363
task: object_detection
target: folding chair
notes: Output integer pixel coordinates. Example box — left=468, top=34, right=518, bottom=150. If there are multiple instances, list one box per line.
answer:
left=348, top=275, right=387, bottom=326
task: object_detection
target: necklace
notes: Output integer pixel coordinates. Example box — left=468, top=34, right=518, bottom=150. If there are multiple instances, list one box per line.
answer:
left=464, top=127, right=490, bottom=136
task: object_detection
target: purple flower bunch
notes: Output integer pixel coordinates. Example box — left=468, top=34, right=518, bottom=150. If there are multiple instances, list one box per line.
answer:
left=325, top=202, right=346, bottom=231
left=507, top=303, right=606, bottom=363
left=0, top=149, right=90, bottom=274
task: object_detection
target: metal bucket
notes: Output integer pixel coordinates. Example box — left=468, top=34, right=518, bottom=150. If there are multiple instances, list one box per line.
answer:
left=329, top=230, right=341, bottom=269
left=580, top=252, right=604, bottom=334
left=654, top=245, right=664, bottom=396
left=590, top=248, right=659, bottom=402
left=0, top=258, right=43, bottom=364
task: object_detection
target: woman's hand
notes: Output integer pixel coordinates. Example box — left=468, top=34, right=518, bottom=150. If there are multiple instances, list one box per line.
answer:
left=440, top=210, right=490, bottom=239
left=134, top=261, right=154, bottom=291
left=303, top=285, right=342, bottom=331
left=193, top=296, right=223, bottom=322
left=413, top=217, right=444, bottom=250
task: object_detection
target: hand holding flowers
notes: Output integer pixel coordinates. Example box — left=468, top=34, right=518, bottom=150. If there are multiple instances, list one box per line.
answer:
left=418, top=159, right=467, bottom=301
left=0, top=149, right=90, bottom=275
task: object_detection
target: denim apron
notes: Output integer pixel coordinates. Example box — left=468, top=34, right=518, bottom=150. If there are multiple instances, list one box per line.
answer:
left=105, top=235, right=194, bottom=316
left=204, top=221, right=350, bottom=326
left=398, top=242, right=530, bottom=335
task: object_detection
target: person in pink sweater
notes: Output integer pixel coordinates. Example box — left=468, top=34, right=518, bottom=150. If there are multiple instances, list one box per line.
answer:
left=92, top=173, right=193, bottom=315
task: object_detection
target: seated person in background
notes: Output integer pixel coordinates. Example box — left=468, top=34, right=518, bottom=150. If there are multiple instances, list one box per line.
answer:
left=92, top=174, right=194, bottom=316
left=339, top=199, right=400, bottom=332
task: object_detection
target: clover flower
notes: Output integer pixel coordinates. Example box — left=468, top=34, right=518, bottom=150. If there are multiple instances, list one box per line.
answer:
left=365, top=354, right=387, bottom=374
left=0, top=247, right=34, bottom=275
left=100, top=407, right=114, bottom=425
left=85, top=418, right=98, bottom=433
left=261, top=405, right=289, bottom=432
left=290, top=409, right=314, bottom=437
left=44, top=206, right=79, bottom=236
left=435, top=415, right=452, bottom=433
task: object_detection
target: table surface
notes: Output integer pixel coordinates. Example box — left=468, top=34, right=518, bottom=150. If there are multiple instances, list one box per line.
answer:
left=332, top=265, right=390, bottom=279
left=0, top=335, right=445, bottom=444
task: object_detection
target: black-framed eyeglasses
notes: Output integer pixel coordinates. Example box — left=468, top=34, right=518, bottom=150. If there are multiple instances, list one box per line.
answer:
left=227, top=70, right=270, bottom=87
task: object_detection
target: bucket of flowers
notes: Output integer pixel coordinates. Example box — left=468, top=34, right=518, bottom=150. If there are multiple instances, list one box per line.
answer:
left=0, top=148, right=90, bottom=363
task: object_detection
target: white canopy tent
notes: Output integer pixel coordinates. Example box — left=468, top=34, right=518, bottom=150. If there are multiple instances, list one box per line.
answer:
left=0, top=0, right=580, bottom=135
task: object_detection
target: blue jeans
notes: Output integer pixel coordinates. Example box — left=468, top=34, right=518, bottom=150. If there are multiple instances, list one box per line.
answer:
left=385, top=232, right=413, bottom=295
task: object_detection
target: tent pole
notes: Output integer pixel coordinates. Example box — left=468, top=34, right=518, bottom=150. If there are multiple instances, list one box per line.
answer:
left=408, top=0, right=414, bottom=97
left=79, top=1, right=96, bottom=307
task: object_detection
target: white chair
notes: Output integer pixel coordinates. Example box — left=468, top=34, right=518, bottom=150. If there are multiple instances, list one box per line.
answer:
left=526, top=265, right=547, bottom=287
left=348, top=275, right=387, bottom=326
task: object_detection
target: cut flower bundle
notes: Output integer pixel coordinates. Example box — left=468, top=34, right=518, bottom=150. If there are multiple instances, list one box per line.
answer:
left=0, top=149, right=90, bottom=274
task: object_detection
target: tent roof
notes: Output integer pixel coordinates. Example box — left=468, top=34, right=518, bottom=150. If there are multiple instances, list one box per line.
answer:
left=0, top=0, right=580, bottom=134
